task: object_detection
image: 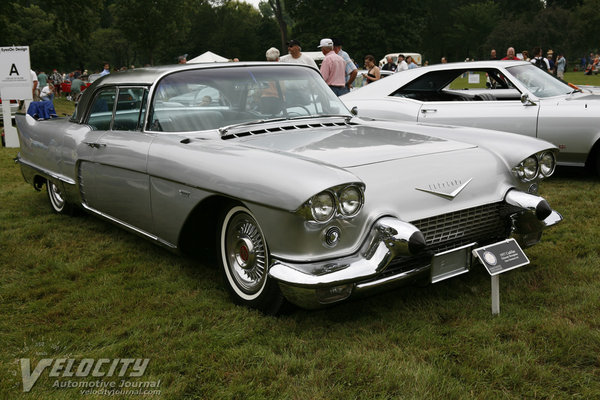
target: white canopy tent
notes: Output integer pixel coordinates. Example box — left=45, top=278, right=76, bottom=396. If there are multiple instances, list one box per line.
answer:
left=188, top=51, right=229, bottom=63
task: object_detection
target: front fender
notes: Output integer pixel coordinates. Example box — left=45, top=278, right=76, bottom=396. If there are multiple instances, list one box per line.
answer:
left=365, top=119, right=558, bottom=169
left=146, top=135, right=362, bottom=212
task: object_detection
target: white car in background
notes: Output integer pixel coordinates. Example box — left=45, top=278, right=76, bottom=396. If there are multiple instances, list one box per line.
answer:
left=342, top=60, right=600, bottom=175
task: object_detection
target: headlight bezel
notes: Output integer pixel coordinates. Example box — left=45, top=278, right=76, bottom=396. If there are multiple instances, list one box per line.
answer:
left=338, top=185, right=364, bottom=217
left=539, top=151, right=556, bottom=177
left=513, top=150, right=557, bottom=182
left=300, top=183, right=365, bottom=223
left=309, top=191, right=336, bottom=223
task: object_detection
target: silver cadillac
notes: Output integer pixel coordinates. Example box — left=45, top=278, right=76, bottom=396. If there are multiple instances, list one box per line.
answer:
left=15, top=63, right=562, bottom=313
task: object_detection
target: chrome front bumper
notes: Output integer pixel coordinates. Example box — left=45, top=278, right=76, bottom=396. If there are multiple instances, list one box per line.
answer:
left=269, top=191, right=563, bottom=309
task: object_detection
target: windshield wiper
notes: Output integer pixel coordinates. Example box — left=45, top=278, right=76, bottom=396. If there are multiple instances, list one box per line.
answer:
left=314, top=114, right=352, bottom=118
left=285, top=114, right=353, bottom=121
left=219, top=117, right=287, bottom=135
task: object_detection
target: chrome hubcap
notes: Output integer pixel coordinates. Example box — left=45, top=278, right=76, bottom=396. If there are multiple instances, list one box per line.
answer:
left=235, top=237, right=256, bottom=268
left=49, top=182, right=65, bottom=210
left=225, top=212, right=267, bottom=294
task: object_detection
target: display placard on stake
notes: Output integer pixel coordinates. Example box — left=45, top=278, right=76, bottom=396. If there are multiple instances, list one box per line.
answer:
left=473, top=239, right=530, bottom=315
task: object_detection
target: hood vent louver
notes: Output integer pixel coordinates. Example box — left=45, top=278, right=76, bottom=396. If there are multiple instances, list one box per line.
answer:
left=221, top=120, right=357, bottom=140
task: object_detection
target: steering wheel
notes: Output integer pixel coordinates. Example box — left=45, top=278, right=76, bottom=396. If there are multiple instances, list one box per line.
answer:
left=286, top=105, right=311, bottom=117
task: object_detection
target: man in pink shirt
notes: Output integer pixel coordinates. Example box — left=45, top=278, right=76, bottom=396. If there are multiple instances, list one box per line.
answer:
left=318, top=38, right=346, bottom=96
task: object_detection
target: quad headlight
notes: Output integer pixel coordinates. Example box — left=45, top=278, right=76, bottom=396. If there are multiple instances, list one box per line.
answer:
left=339, top=186, right=363, bottom=217
left=513, top=151, right=557, bottom=182
left=310, top=192, right=336, bottom=222
left=302, top=184, right=365, bottom=223
left=539, top=151, right=556, bottom=177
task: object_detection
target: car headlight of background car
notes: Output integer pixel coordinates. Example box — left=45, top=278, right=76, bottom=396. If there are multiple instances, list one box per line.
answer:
left=299, top=183, right=365, bottom=224
left=513, top=150, right=557, bottom=182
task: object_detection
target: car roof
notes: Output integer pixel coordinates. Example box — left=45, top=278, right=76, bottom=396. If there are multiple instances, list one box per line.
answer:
left=92, top=61, right=319, bottom=87
left=419, top=60, right=530, bottom=70
left=73, top=62, right=319, bottom=123
left=343, top=60, right=531, bottom=99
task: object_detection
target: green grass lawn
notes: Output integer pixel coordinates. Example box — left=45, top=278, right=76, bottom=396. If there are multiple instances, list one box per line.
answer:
left=2, top=153, right=600, bottom=399
left=1, top=76, right=600, bottom=399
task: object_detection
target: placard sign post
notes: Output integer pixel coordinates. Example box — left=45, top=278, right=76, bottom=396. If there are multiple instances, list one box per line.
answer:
left=0, top=46, right=32, bottom=148
left=472, top=238, right=530, bottom=315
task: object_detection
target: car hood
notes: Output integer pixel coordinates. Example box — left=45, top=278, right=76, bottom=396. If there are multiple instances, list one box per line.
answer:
left=151, top=119, right=552, bottom=214
left=231, top=122, right=513, bottom=219
left=234, top=123, right=476, bottom=168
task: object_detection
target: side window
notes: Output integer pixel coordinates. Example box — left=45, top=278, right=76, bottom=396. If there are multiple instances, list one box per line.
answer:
left=113, top=88, right=147, bottom=131
left=87, top=88, right=116, bottom=130
left=448, top=71, right=488, bottom=89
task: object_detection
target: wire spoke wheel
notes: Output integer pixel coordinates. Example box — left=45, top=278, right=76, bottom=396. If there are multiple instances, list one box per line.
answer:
left=224, top=211, right=268, bottom=295
left=218, top=205, right=284, bottom=313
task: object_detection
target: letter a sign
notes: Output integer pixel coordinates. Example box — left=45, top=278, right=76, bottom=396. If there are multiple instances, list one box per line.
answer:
left=10, top=63, right=20, bottom=76
left=0, top=46, right=32, bottom=147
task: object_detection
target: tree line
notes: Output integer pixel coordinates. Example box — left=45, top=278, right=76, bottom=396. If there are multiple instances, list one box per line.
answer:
left=1, top=0, right=598, bottom=73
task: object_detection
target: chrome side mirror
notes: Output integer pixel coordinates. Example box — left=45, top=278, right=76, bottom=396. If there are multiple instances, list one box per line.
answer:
left=520, top=93, right=536, bottom=106
left=350, top=106, right=358, bottom=116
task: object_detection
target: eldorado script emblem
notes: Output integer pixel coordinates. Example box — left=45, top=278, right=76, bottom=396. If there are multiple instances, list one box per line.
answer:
left=415, top=178, right=473, bottom=200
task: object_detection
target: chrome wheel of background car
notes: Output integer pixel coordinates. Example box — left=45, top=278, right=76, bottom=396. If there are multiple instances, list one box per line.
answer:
left=46, top=179, right=72, bottom=214
left=218, top=205, right=284, bottom=314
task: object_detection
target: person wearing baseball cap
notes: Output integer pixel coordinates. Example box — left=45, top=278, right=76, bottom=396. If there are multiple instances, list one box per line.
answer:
left=279, top=39, right=318, bottom=69
left=318, top=38, right=346, bottom=96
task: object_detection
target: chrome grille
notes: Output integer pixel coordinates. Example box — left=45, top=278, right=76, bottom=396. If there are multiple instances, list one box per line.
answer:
left=368, top=203, right=514, bottom=281
left=411, top=203, right=509, bottom=253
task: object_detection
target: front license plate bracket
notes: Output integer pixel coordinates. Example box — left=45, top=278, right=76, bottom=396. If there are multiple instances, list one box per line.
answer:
left=430, top=242, right=477, bottom=284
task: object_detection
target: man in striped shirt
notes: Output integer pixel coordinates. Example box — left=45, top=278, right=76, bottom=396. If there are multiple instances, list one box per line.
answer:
left=332, top=38, right=357, bottom=95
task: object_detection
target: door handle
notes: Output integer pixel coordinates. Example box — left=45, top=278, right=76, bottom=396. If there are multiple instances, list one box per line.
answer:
left=421, top=108, right=438, bottom=114
left=83, top=142, right=106, bottom=149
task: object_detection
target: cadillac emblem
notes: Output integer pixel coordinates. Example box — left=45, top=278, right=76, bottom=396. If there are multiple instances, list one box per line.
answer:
left=415, top=178, right=473, bottom=200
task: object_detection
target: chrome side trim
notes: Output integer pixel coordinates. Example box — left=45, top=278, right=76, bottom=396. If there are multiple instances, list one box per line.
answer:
left=354, top=264, right=430, bottom=291
left=16, top=157, right=76, bottom=185
left=81, top=203, right=177, bottom=249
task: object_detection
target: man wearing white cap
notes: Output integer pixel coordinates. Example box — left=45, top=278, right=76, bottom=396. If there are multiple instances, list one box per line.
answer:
left=318, top=38, right=346, bottom=96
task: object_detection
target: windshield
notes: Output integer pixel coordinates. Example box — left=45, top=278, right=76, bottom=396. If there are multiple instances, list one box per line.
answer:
left=148, top=65, right=349, bottom=132
left=507, top=64, right=573, bottom=98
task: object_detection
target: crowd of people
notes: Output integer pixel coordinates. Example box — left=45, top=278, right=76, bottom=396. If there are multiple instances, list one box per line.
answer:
left=266, top=40, right=599, bottom=96
left=31, top=62, right=140, bottom=104
left=581, top=52, right=600, bottom=75
left=31, top=44, right=599, bottom=104
left=265, top=37, right=359, bottom=96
